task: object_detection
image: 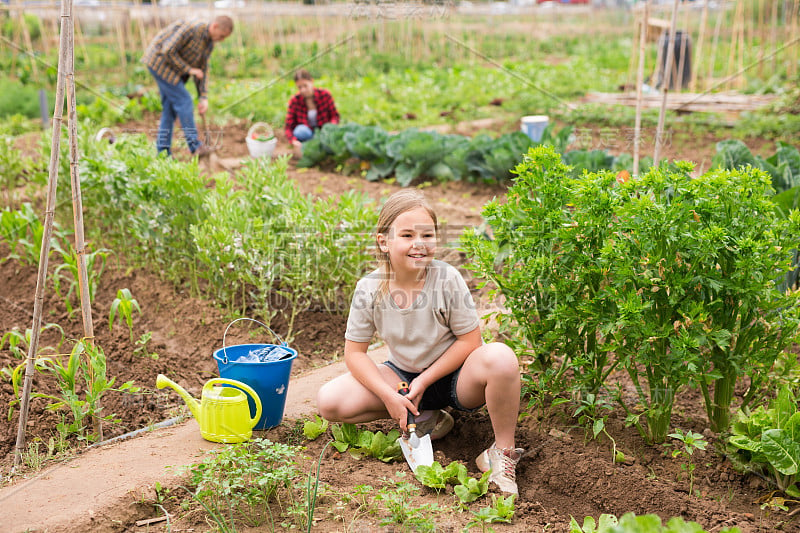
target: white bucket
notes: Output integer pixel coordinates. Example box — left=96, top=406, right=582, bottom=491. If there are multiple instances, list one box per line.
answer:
left=520, top=115, right=549, bottom=142
left=246, top=122, right=277, bottom=159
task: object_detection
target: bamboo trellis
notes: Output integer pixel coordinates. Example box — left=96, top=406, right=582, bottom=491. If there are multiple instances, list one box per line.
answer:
left=13, top=0, right=97, bottom=467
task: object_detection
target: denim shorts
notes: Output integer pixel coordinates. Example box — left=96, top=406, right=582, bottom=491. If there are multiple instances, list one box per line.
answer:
left=383, top=361, right=482, bottom=412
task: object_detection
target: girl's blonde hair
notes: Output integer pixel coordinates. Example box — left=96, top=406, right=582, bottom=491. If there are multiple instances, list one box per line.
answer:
left=375, top=189, right=438, bottom=297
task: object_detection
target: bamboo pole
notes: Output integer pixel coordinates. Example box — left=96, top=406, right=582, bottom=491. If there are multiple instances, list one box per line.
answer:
left=737, top=0, right=745, bottom=89
left=707, top=0, right=725, bottom=89
left=770, top=0, right=779, bottom=73
left=13, top=0, right=71, bottom=469
left=691, top=0, right=709, bottom=92
left=66, top=1, right=100, bottom=441
left=653, top=0, right=680, bottom=167
left=114, top=12, right=128, bottom=73
left=675, top=3, right=690, bottom=90
left=725, top=0, right=741, bottom=90
left=791, top=0, right=799, bottom=78
left=134, top=1, right=148, bottom=53
left=74, top=14, right=89, bottom=68
left=757, top=0, right=765, bottom=78
left=634, top=1, right=649, bottom=177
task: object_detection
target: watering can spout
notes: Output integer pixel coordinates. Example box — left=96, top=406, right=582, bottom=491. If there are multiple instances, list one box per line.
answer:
left=156, top=374, right=201, bottom=421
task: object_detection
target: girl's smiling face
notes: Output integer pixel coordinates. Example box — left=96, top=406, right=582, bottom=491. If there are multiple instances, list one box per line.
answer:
left=379, top=207, right=437, bottom=277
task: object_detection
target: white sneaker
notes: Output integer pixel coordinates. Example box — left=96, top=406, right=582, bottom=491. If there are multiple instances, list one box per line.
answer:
left=476, top=443, right=524, bottom=495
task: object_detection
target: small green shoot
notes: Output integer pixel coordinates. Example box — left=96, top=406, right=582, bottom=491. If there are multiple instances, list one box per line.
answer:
left=133, top=332, right=158, bottom=360
left=109, top=288, right=142, bottom=342
left=569, top=513, right=618, bottom=532
left=465, top=494, right=516, bottom=531
left=667, top=428, right=707, bottom=497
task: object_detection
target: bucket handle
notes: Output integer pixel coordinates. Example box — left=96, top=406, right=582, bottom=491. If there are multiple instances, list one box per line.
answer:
left=247, top=122, right=275, bottom=141
left=221, top=317, right=288, bottom=364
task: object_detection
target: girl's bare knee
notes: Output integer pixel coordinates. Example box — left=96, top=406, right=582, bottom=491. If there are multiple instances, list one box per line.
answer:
left=316, top=384, right=341, bottom=421
left=484, top=342, right=519, bottom=376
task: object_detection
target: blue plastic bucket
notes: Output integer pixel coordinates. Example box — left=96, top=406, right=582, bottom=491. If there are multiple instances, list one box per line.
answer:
left=213, top=319, right=298, bottom=430
left=214, top=343, right=298, bottom=430
left=520, top=115, right=549, bottom=142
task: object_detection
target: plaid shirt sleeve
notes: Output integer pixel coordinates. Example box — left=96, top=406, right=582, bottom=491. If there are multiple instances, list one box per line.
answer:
left=284, top=93, right=307, bottom=142
left=314, top=88, right=340, bottom=126
left=143, top=21, right=212, bottom=97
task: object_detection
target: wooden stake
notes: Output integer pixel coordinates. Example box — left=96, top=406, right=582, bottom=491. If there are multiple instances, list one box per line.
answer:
left=770, top=0, right=779, bottom=73
left=114, top=12, right=128, bottom=73
left=675, top=3, right=690, bottom=90
left=653, top=0, right=681, bottom=166
left=725, top=0, right=742, bottom=90
left=634, top=1, right=649, bottom=177
left=707, top=0, right=725, bottom=90
left=791, top=0, right=800, bottom=78
left=13, top=0, right=70, bottom=469
left=691, top=0, right=709, bottom=92
left=66, top=3, right=100, bottom=441
left=737, top=0, right=745, bottom=88
left=74, top=15, right=90, bottom=68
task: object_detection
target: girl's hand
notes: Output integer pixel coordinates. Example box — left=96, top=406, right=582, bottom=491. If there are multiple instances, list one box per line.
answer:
left=387, top=390, right=418, bottom=435
left=406, top=379, right=428, bottom=409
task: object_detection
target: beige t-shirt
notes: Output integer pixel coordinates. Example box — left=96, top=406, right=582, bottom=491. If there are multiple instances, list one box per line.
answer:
left=345, top=260, right=480, bottom=373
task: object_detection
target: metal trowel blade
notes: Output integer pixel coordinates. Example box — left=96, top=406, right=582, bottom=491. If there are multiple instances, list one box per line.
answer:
left=399, top=432, right=434, bottom=473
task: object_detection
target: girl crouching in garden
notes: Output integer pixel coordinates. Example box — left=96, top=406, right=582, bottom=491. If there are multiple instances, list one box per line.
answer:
left=316, top=189, right=524, bottom=495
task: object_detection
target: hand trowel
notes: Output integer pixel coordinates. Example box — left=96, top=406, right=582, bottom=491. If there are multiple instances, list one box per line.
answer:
left=397, top=382, right=434, bottom=473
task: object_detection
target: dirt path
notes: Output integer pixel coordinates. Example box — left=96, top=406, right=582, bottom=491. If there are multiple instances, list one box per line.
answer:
left=0, top=347, right=389, bottom=533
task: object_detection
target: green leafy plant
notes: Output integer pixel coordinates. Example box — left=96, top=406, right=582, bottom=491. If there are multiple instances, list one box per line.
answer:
left=415, top=460, right=467, bottom=490
left=375, top=476, right=439, bottom=531
left=303, top=415, right=329, bottom=441
left=666, top=428, right=707, bottom=497
left=570, top=513, right=741, bottom=533
left=53, top=245, right=111, bottom=319
left=109, top=288, right=142, bottom=342
left=570, top=513, right=619, bottom=533
left=330, top=422, right=402, bottom=462
left=465, top=494, right=516, bottom=531
left=415, top=460, right=490, bottom=504
left=188, top=438, right=303, bottom=529
left=0, top=203, right=67, bottom=266
left=727, top=386, right=800, bottom=497
left=1, top=323, right=64, bottom=360
left=11, top=339, right=138, bottom=442
left=574, top=393, right=623, bottom=464
left=0, top=135, right=35, bottom=206
left=464, top=146, right=800, bottom=443
left=133, top=332, right=158, bottom=360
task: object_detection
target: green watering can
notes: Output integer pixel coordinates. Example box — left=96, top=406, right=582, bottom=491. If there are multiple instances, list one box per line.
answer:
left=156, top=374, right=263, bottom=443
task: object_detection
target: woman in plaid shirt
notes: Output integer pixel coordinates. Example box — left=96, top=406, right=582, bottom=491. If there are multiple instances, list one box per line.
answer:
left=284, top=69, right=340, bottom=158
left=143, top=16, right=232, bottom=157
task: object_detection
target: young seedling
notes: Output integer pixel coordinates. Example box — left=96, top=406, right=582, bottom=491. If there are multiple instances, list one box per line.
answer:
left=303, top=414, right=329, bottom=441
left=133, top=332, right=158, bottom=360
left=109, top=288, right=142, bottom=342
left=667, top=428, right=707, bottom=497
left=465, top=494, right=516, bottom=531
left=574, top=393, right=624, bottom=464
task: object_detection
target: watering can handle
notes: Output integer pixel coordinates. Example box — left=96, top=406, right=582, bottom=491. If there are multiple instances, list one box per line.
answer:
left=221, top=317, right=287, bottom=364
left=205, top=378, right=263, bottom=427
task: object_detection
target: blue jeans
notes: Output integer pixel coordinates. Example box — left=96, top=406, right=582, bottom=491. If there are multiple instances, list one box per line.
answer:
left=293, top=124, right=314, bottom=142
left=148, top=67, right=201, bottom=155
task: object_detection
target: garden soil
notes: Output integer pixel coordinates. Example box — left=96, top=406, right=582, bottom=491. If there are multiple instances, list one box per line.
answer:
left=0, top=118, right=795, bottom=532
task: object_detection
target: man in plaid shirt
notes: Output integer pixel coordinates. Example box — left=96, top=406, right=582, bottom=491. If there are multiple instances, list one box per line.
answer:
left=285, top=69, right=340, bottom=158
left=143, top=16, right=233, bottom=156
